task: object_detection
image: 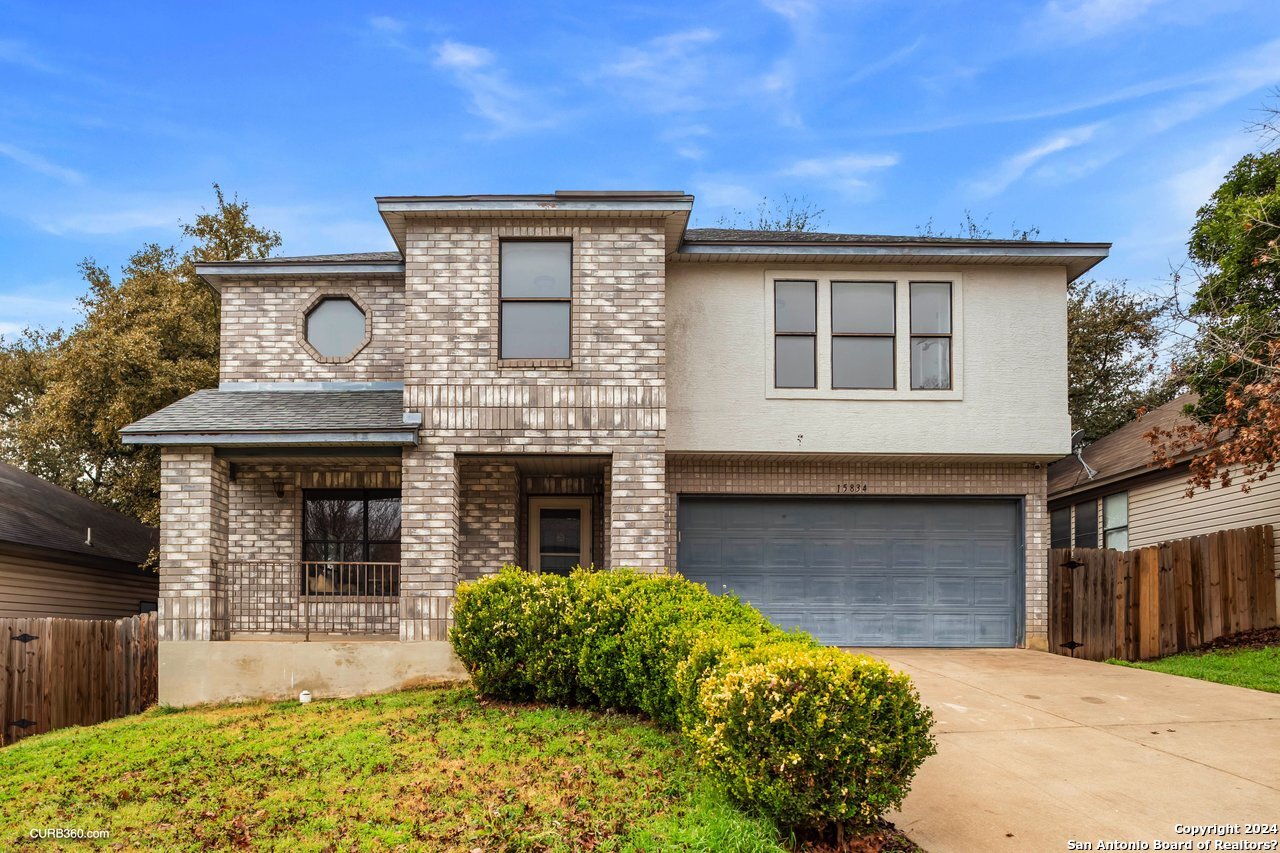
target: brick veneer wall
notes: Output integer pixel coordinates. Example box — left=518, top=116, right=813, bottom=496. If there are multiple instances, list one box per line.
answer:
left=224, top=462, right=402, bottom=635
left=218, top=277, right=404, bottom=383
left=665, top=455, right=1051, bottom=648
left=458, top=460, right=519, bottom=581
left=158, top=447, right=229, bottom=641
left=397, top=216, right=672, bottom=637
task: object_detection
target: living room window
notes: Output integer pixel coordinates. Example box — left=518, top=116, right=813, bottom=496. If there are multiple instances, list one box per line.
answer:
left=774, top=280, right=817, bottom=388
left=302, top=489, right=401, bottom=596
left=910, top=282, right=952, bottom=390
left=831, top=281, right=895, bottom=389
left=500, top=241, right=572, bottom=359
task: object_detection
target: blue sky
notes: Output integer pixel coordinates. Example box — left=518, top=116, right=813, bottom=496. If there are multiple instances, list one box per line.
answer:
left=1, top=0, right=1278, bottom=337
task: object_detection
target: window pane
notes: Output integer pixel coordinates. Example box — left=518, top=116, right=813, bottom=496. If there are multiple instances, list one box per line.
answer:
left=775, top=336, right=815, bottom=388
left=910, top=282, right=951, bottom=334
left=1051, top=508, right=1071, bottom=549
left=305, top=298, right=366, bottom=358
left=910, top=337, right=951, bottom=389
left=501, top=302, right=571, bottom=359
left=832, top=282, right=894, bottom=334
left=540, top=508, right=581, bottom=555
left=833, top=337, right=894, bottom=389
left=304, top=497, right=363, bottom=541
left=1074, top=499, right=1098, bottom=547
left=775, top=281, right=816, bottom=333
left=501, top=242, right=571, bottom=298
left=540, top=554, right=578, bottom=576
left=1103, top=492, right=1128, bottom=529
left=367, top=495, right=401, bottom=541
left=1104, top=528, right=1128, bottom=551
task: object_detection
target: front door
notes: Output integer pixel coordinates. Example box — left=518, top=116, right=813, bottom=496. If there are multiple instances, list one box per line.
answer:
left=529, top=497, right=592, bottom=575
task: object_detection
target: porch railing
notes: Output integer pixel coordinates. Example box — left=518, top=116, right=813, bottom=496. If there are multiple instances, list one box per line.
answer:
left=225, top=561, right=401, bottom=638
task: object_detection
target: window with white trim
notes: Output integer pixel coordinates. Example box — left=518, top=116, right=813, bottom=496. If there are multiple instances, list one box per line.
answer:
left=774, top=280, right=816, bottom=388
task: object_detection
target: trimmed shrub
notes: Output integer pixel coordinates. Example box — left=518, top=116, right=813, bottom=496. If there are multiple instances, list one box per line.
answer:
left=449, top=566, right=936, bottom=832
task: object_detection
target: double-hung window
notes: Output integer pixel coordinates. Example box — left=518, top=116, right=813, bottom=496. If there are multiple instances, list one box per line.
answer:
left=500, top=241, right=572, bottom=359
left=910, top=282, right=952, bottom=390
left=774, top=280, right=816, bottom=388
left=302, top=489, right=401, bottom=596
left=1050, top=507, right=1072, bottom=549
left=1072, top=498, right=1099, bottom=548
left=831, top=281, right=895, bottom=389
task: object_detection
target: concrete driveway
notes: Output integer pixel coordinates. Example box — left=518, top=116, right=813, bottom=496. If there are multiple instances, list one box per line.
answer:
left=874, top=649, right=1280, bottom=853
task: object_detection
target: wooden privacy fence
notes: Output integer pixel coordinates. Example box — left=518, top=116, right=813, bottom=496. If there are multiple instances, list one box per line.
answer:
left=1049, top=525, right=1277, bottom=662
left=0, top=612, right=157, bottom=746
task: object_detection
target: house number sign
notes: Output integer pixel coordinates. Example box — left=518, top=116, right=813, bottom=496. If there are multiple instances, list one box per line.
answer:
left=835, top=483, right=869, bottom=494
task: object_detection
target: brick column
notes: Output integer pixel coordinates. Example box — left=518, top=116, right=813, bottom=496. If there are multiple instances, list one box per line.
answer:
left=608, top=448, right=668, bottom=571
left=400, top=447, right=460, bottom=641
left=158, top=447, right=229, bottom=641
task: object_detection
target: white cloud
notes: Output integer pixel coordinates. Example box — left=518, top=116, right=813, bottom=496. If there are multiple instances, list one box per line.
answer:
left=599, top=29, right=720, bottom=114
left=1033, top=0, right=1164, bottom=41
left=782, top=153, right=900, bottom=196
left=761, top=0, right=816, bottom=24
left=427, top=40, right=558, bottom=136
left=969, top=124, right=1100, bottom=197
left=0, top=38, right=61, bottom=74
left=692, top=179, right=761, bottom=210
left=367, top=16, right=407, bottom=35
left=0, top=143, right=84, bottom=184
left=0, top=291, right=81, bottom=336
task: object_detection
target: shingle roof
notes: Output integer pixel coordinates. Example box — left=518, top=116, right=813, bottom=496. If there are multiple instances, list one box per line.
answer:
left=0, top=461, right=157, bottom=565
left=1048, top=394, right=1198, bottom=498
left=212, top=251, right=402, bottom=264
left=683, top=228, right=1099, bottom=247
left=120, top=390, right=412, bottom=437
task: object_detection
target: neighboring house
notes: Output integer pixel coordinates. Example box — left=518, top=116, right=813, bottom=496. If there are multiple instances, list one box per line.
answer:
left=1048, top=393, right=1280, bottom=602
left=122, top=190, right=1109, bottom=704
left=0, top=460, right=158, bottom=620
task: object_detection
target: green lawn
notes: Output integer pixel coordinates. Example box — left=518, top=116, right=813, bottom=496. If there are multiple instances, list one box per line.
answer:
left=0, top=687, right=786, bottom=852
left=1109, top=646, right=1280, bottom=693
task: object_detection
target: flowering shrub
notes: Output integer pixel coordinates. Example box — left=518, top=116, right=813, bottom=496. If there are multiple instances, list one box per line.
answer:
left=449, top=566, right=936, bottom=831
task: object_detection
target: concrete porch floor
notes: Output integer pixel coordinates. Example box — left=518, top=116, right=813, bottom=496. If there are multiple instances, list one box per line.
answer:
left=868, top=648, right=1280, bottom=853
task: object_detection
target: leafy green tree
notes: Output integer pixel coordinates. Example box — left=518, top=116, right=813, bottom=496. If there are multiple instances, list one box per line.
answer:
left=1182, top=150, right=1280, bottom=417
left=1067, top=279, right=1176, bottom=441
left=0, top=185, right=280, bottom=524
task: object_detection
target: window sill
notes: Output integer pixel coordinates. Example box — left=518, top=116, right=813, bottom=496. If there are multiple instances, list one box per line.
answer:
left=764, top=387, right=963, bottom=401
left=497, top=358, right=573, bottom=369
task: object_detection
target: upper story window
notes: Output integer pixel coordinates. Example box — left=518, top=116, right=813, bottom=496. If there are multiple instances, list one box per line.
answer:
left=500, top=241, right=572, bottom=359
left=910, top=282, right=952, bottom=390
left=1103, top=492, right=1129, bottom=550
left=305, top=297, right=367, bottom=359
left=832, top=281, right=895, bottom=389
left=774, top=280, right=816, bottom=388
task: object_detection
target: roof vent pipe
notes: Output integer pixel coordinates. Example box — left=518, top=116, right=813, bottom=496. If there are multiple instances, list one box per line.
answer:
left=85, top=527, right=93, bottom=547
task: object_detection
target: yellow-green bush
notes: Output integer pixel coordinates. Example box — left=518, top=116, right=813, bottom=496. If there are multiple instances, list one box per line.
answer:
left=449, top=566, right=936, bottom=831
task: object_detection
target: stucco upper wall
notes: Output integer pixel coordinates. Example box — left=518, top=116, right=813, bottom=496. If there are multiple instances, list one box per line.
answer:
left=665, top=262, right=1070, bottom=456
left=219, top=278, right=405, bottom=383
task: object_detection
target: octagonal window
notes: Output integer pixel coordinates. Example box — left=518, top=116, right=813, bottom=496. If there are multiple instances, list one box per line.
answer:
left=305, top=297, right=366, bottom=358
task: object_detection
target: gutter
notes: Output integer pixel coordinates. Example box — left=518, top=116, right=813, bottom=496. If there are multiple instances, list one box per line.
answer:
left=120, top=430, right=419, bottom=446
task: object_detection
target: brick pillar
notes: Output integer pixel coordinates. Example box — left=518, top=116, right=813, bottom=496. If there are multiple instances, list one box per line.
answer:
left=158, top=447, right=229, bottom=641
left=458, top=459, right=519, bottom=581
left=400, top=447, right=459, bottom=641
left=608, top=449, right=668, bottom=571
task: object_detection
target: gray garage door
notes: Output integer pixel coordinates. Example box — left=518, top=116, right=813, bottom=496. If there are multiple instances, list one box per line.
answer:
left=677, top=497, right=1022, bottom=647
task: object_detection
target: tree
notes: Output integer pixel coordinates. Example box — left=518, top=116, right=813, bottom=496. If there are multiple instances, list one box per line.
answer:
left=714, top=194, right=825, bottom=232
left=915, top=210, right=1041, bottom=241
left=1067, top=279, right=1176, bottom=441
left=1147, top=102, right=1280, bottom=494
left=0, top=185, right=280, bottom=524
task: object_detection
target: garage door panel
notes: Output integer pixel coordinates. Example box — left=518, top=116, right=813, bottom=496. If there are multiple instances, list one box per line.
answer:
left=678, top=497, right=1021, bottom=647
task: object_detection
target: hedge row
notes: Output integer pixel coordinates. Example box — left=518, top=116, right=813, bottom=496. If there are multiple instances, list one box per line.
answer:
left=449, top=567, right=936, bottom=830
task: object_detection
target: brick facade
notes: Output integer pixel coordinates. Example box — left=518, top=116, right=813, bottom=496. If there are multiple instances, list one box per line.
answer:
left=158, top=447, right=229, bottom=641
left=219, top=277, right=404, bottom=383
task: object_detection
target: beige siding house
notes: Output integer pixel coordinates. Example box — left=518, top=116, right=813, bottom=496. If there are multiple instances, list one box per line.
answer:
left=0, top=461, right=158, bottom=620
left=1048, top=394, right=1280, bottom=607
left=123, top=190, right=1109, bottom=705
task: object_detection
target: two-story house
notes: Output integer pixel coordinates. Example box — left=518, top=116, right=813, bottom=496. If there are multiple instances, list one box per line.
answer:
left=121, top=190, right=1109, bottom=704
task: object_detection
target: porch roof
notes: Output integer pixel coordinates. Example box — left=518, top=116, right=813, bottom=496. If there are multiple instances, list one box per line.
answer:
left=120, top=389, right=419, bottom=446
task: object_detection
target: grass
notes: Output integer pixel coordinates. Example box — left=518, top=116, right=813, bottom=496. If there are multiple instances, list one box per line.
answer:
left=0, top=686, right=785, bottom=852
left=1108, top=646, right=1280, bottom=693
